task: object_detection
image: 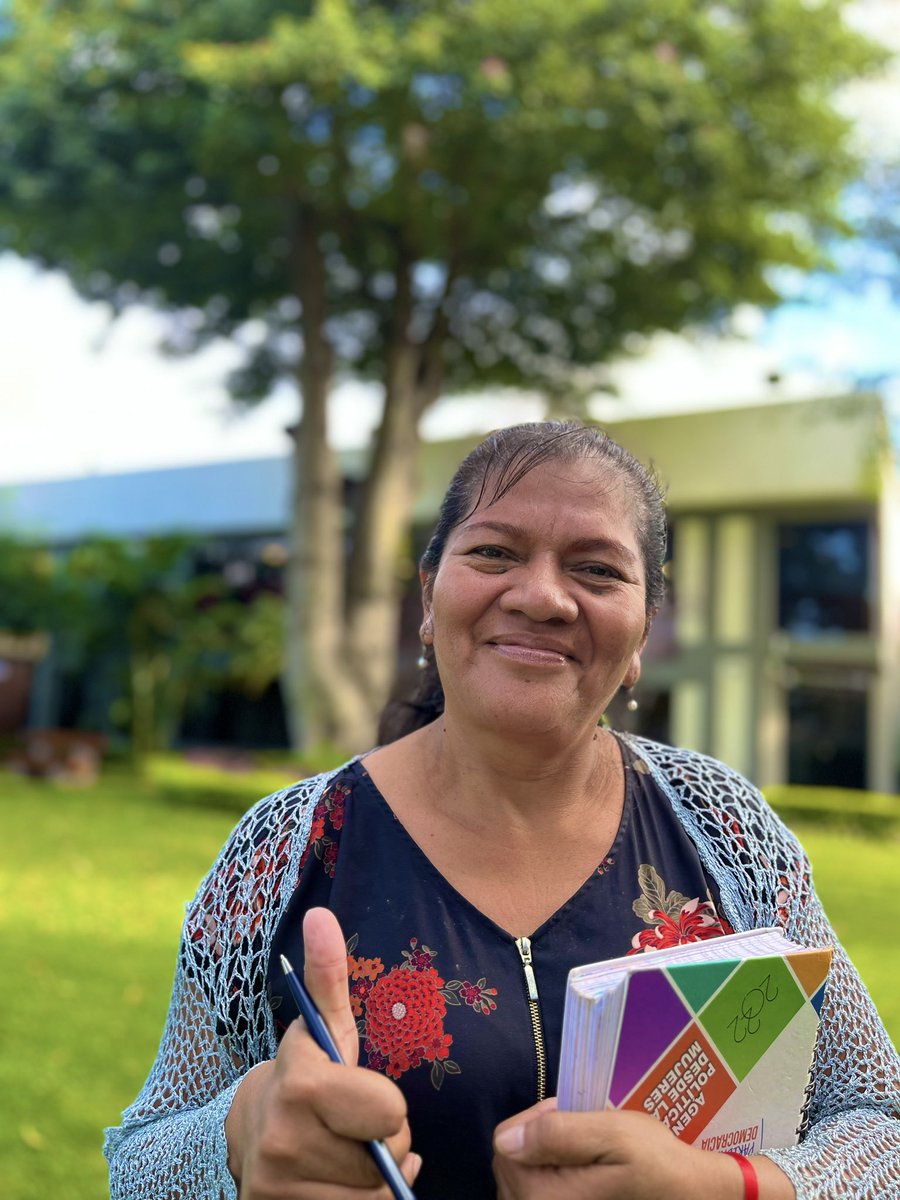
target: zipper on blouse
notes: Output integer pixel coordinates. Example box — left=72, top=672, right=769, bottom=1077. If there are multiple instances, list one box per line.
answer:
left=515, top=935, right=547, bottom=1103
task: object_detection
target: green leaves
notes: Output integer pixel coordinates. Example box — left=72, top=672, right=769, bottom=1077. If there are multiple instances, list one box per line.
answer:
left=0, top=0, right=881, bottom=385
left=632, top=863, right=691, bottom=923
left=0, top=537, right=58, bottom=635
left=185, top=3, right=395, bottom=92
left=0, top=533, right=286, bottom=756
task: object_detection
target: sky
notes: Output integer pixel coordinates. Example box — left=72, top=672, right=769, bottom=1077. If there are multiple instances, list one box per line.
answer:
left=1, top=0, right=899, bottom=485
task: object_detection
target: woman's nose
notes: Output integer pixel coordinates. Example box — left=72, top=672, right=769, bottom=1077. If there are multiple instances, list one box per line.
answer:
left=498, top=560, right=578, bottom=622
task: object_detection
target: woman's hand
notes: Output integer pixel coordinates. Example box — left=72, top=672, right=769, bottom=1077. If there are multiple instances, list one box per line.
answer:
left=225, top=907, right=421, bottom=1198
left=493, top=1102, right=795, bottom=1200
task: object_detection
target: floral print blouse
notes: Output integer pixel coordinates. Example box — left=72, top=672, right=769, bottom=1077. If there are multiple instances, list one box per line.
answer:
left=266, top=736, right=733, bottom=1200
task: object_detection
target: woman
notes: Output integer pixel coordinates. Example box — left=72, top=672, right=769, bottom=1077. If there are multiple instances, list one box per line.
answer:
left=105, top=422, right=900, bottom=1200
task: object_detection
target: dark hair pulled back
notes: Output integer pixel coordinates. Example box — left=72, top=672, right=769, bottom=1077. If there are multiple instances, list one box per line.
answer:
left=377, top=420, right=667, bottom=744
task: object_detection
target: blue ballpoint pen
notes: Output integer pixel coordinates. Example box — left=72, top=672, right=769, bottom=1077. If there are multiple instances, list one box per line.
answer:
left=279, top=954, right=418, bottom=1200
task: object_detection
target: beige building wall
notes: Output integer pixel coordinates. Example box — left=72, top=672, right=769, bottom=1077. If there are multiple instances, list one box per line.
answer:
left=871, top=478, right=900, bottom=793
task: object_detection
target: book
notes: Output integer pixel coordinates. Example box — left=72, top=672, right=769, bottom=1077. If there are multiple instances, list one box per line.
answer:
left=557, top=928, right=832, bottom=1154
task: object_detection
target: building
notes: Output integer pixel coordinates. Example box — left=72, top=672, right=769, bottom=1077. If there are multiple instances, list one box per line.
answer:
left=627, top=393, right=898, bottom=794
left=1, top=393, right=897, bottom=790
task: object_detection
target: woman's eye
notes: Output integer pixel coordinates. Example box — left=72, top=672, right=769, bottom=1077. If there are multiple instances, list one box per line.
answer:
left=469, top=545, right=509, bottom=560
left=581, top=564, right=621, bottom=581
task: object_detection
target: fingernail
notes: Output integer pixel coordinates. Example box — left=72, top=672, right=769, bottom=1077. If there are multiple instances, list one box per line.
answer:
left=495, top=1124, right=526, bottom=1156
left=410, top=1153, right=423, bottom=1179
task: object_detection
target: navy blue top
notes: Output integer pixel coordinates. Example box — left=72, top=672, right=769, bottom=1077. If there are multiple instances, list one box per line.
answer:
left=267, top=736, right=733, bottom=1199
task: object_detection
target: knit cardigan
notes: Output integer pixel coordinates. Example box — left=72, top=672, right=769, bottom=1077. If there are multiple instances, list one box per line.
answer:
left=104, top=737, right=900, bottom=1199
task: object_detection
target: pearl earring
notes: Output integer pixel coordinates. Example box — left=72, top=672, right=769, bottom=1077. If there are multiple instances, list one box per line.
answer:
left=626, top=689, right=639, bottom=713
left=417, top=645, right=429, bottom=669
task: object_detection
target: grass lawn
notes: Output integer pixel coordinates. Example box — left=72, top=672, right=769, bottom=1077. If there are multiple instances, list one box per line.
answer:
left=1, top=772, right=898, bottom=1200
left=0, top=770, right=238, bottom=1200
left=787, top=818, right=900, bottom=1040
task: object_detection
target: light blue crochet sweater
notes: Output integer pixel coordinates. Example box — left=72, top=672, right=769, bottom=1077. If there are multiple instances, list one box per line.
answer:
left=105, top=737, right=900, bottom=1198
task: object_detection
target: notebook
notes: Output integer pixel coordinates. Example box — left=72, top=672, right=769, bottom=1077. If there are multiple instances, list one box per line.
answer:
left=557, top=928, right=832, bottom=1153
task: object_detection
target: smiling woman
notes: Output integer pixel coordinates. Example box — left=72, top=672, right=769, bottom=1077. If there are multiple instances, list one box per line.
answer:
left=105, top=422, right=900, bottom=1200
left=422, top=459, right=648, bottom=744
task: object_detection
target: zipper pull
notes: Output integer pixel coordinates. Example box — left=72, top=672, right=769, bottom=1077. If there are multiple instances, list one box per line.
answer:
left=515, top=934, right=548, bottom=1103
left=515, top=935, right=539, bottom=1001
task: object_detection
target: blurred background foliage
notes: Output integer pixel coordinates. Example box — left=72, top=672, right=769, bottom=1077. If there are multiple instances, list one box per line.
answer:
left=0, top=0, right=882, bottom=378
left=0, top=534, right=285, bottom=757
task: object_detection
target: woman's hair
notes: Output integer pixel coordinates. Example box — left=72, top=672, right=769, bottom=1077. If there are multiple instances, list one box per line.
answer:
left=377, top=420, right=667, bottom=744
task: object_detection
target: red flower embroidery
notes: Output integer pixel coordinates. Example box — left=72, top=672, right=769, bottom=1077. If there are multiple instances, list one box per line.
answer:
left=322, top=842, right=338, bottom=877
left=349, top=955, right=384, bottom=982
left=406, top=946, right=436, bottom=972
left=350, top=978, right=375, bottom=1018
left=457, top=979, right=499, bottom=1014
left=345, top=935, right=496, bottom=1087
left=459, top=982, right=481, bottom=1006
left=347, top=951, right=385, bottom=1018
left=309, top=813, right=326, bottom=844
left=596, top=854, right=616, bottom=877
left=329, top=784, right=349, bottom=831
left=366, top=1047, right=388, bottom=1072
left=299, top=782, right=350, bottom=875
left=364, top=965, right=453, bottom=1079
left=628, top=864, right=733, bottom=956
left=629, top=897, right=732, bottom=953
left=298, top=797, right=329, bottom=872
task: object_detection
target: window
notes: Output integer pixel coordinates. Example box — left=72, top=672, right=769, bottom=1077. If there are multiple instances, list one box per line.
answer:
left=787, top=685, right=867, bottom=789
left=778, top=520, right=870, bottom=636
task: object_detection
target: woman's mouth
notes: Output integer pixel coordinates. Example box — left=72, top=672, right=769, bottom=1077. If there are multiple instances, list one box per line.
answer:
left=488, top=641, right=571, bottom=666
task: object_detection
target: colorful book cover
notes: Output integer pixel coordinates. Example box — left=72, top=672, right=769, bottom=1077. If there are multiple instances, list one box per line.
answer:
left=559, top=933, right=832, bottom=1153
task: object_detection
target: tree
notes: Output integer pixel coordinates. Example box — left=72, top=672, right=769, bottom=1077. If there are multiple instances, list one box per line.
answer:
left=0, top=0, right=881, bottom=751
left=0, top=533, right=285, bottom=757
left=0, top=536, right=59, bottom=637
left=61, top=537, right=287, bottom=758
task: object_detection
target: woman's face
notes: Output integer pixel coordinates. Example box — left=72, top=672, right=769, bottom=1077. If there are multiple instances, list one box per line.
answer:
left=422, top=457, right=649, bottom=741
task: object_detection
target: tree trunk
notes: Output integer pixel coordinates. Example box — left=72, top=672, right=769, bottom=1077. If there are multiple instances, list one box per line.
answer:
left=283, top=206, right=372, bottom=753
left=346, top=252, right=448, bottom=717
left=346, top=372, right=422, bottom=713
left=284, top=223, right=450, bottom=753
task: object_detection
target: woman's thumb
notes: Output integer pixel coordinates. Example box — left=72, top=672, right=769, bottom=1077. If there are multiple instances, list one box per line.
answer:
left=301, top=906, right=359, bottom=1063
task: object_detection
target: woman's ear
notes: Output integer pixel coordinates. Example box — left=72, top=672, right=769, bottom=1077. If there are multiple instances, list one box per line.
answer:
left=625, top=612, right=654, bottom=688
left=622, top=651, right=642, bottom=692
left=623, top=620, right=652, bottom=691
left=419, top=568, right=435, bottom=645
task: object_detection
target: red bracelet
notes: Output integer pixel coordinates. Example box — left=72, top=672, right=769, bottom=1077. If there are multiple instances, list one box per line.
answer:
left=725, top=1152, right=760, bottom=1200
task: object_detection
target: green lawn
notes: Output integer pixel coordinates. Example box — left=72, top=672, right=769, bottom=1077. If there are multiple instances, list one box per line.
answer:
left=0, top=771, right=238, bottom=1200
left=786, top=818, right=900, bottom=1040
left=1, top=772, right=898, bottom=1200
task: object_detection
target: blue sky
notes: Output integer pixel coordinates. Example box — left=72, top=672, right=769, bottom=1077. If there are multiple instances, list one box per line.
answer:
left=764, top=288, right=900, bottom=384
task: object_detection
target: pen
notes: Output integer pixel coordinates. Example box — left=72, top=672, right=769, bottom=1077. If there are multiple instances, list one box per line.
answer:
left=279, top=953, right=418, bottom=1200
